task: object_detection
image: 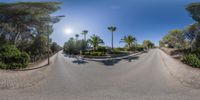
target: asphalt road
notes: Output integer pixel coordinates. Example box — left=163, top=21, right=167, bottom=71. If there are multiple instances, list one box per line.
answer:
left=0, top=49, right=200, bottom=100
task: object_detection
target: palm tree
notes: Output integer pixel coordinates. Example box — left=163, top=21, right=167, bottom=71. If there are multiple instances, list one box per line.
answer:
left=120, top=35, right=137, bottom=49
left=80, top=30, right=88, bottom=41
left=143, top=40, right=154, bottom=51
left=75, top=34, right=79, bottom=42
left=87, top=34, right=104, bottom=51
left=107, top=26, right=117, bottom=49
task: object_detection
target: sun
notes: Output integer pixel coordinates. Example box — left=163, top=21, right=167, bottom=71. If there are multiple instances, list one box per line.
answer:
left=64, top=28, right=73, bottom=35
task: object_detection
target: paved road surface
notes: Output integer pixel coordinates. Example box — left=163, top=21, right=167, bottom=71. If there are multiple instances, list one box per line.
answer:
left=0, top=49, right=200, bottom=100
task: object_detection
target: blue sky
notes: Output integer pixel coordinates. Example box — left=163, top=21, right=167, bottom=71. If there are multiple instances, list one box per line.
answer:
left=1, top=0, right=200, bottom=47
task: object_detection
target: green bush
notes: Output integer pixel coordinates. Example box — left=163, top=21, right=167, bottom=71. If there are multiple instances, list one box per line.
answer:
left=192, top=48, right=200, bottom=59
left=0, top=45, right=30, bottom=70
left=182, top=54, right=200, bottom=68
left=136, top=46, right=144, bottom=51
left=82, top=51, right=105, bottom=56
left=109, top=50, right=127, bottom=55
left=97, top=46, right=107, bottom=52
left=114, top=47, right=125, bottom=51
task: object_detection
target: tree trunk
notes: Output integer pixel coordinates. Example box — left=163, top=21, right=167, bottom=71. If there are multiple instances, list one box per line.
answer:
left=112, top=31, right=113, bottom=49
left=84, top=35, right=86, bottom=41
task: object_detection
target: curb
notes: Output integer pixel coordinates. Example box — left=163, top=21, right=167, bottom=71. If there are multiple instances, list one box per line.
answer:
left=82, top=52, right=143, bottom=61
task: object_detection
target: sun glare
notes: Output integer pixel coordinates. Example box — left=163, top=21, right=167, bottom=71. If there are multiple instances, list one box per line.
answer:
left=64, top=28, right=73, bottom=35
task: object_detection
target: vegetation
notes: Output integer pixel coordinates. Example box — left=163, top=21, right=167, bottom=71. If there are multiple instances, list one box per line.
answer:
left=120, top=35, right=137, bottom=50
left=182, top=54, right=200, bottom=68
left=107, top=26, right=117, bottom=49
left=0, top=45, right=30, bottom=69
left=87, top=34, right=104, bottom=51
left=63, top=38, right=87, bottom=55
left=142, top=40, right=154, bottom=50
left=160, top=2, right=200, bottom=68
left=81, top=30, right=88, bottom=41
left=0, top=2, right=63, bottom=69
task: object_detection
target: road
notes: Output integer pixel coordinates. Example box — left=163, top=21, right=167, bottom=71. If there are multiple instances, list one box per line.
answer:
left=0, top=49, right=200, bottom=100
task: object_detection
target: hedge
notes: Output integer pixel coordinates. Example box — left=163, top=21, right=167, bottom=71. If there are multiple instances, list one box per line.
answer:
left=0, top=45, right=30, bottom=70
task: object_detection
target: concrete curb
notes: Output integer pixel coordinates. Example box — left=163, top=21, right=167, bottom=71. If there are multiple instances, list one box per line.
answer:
left=159, top=49, right=200, bottom=89
left=0, top=53, right=57, bottom=89
left=82, top=52, right=143, bottom=61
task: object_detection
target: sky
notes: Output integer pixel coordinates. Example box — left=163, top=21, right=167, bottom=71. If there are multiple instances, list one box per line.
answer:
left=1, top=0, right=200, bottom=47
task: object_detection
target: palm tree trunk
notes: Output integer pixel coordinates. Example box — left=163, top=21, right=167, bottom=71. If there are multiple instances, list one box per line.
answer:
left=112, top=31, right=113, bottom=49
left=84, top=35, right=86, bottom=41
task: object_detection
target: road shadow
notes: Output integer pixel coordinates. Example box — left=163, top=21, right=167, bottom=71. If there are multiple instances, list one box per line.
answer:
left=123, top=56, right=139, bottom=62
left=99, top=59, right=121, bottom=66
left=72, top=59, right=88, bottom=64
left=63, top=54, right=88, bottom=65
left=97, top=55, right=140, bottom=66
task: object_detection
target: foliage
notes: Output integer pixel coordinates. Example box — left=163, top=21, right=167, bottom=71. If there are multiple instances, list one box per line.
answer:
left=121, top=35, right=137, bottom=49
left=82, top=51, right=105, bottom=56
left=0, top=2, right=63, bottom=63
left=63, top=38, right=77, bottom=54
left=136, top=45, right=144, bottom=51
left=0, top=45, right=30, bottom=69
left=51, top=42, right=62, bottom=53
left=0, top=2, right=62, bottom=46
left=96, top=46, right=107, bottom=52
left=64, top=38, right=88, bottom=55
left=80, top=30, right=88, bottom=41
left=109, top=49, right=128, bottom=55
left=182, top=54, right=200, bottom=68
left=186, top=3, right=200, bottom=23
left=192, top=48, right=200, bottom=58
left=30, top=34, right=48, bottom=58
left=107, top=26, right=117, bottom=49
left=87, top=34, right=104, bottom=51
left=161, top=30, right=186, bottom=49
left=142, top=40, right=154, bottom=50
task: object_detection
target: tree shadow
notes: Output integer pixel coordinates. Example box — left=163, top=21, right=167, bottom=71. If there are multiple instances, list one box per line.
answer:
left=64, top=54, right=88, bottom=64
left=72, top=60, right=88, bottom=64
left=123, top=56, right=139, bottom=62
left=97, top=55, right=139, bottom=66
left=99, top=59, right=121, bottom=66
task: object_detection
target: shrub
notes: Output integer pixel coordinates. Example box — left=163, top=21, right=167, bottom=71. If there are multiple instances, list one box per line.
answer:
left=114, top=47, right=125, bottom=51
left=136, top=46, right=144, bottom=51
left=82, top=51, right=105, bottom=56
left=182, top=54, right=200, bottom=68
left=97, top=46, right=107, bottom=52
left=192, top=48, right=200, bottom=59
left=0, top=45, right=30, bottom=70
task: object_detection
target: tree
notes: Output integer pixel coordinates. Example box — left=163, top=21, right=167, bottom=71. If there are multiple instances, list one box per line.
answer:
left=120, top=35, right=137, bottom=49
left=51, top=42, right=62, bottom=53
left=88, top=34, right=104, bottom=51
left=64, top=38, right=76, bottom=55
left=30, top=34, right=48, bottom=61
left=143, top=40, right=154, bottom=50
left=81, top=30, right=88, bottom=41
left=161, top=29, right=186, bottom=49
left=186, top=3, right=200, bottom=23
left=75, top=34, right=79, bottom=42
left=0, top=2, right=63, bottom=47
left=184, top=23, right=200, bottom=51
left=107, top=26, right=117, bottom=49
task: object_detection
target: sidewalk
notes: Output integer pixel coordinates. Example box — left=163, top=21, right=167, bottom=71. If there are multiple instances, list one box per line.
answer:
left=0, top=53, right=58, bottom=89
left=159, top=49, right=200, bottom=88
